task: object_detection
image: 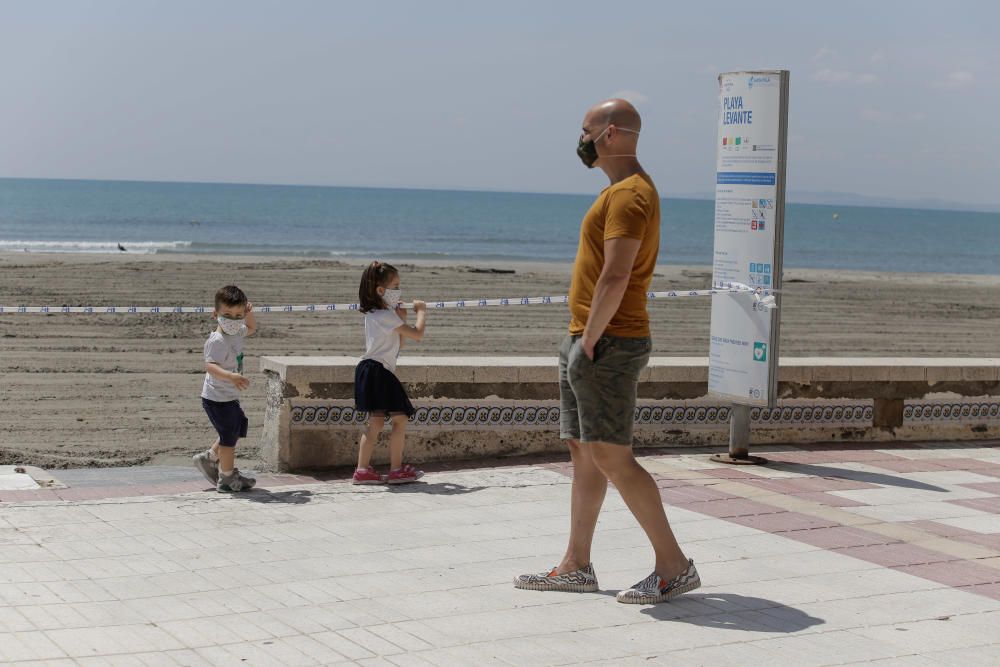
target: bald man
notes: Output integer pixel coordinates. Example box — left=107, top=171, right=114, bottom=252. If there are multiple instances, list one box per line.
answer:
left=515, top=99, right=700, bottom=604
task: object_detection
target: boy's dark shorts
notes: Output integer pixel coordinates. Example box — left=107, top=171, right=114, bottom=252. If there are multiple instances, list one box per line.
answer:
left=559, top=333, right=652, bottom=446
left=202, top=398, right=248, bottom=447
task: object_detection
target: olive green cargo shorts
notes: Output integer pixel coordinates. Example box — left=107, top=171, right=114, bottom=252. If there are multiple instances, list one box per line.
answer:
left=559, top=333, right=652, bottom=446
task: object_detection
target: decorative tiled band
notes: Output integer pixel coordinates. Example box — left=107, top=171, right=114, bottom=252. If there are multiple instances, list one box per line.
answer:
left=288, top=399, right=875, bottom=430
left=903, top=399, right=1000, bottom=424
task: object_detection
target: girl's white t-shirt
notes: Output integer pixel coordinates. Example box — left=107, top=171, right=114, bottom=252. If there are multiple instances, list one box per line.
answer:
left=362, top=308, right=404, bottom=373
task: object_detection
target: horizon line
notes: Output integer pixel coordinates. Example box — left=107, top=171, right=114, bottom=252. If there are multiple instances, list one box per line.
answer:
left=2, top=175, right=998, bottom=215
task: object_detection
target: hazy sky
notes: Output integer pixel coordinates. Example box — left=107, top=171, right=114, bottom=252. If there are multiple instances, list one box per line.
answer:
left=1, top=1, right=996, bottom=204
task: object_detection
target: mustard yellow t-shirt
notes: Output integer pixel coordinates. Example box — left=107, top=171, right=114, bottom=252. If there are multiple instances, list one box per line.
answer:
left=568, top=173, right=660, bottom=338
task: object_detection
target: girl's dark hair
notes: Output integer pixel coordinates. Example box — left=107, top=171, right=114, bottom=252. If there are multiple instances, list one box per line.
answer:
left=359, top=261, right=398, bottom=313
left=215, top=285, right=247, bottom=309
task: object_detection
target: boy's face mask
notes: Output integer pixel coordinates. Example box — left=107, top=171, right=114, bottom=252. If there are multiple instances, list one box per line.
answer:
left=382, top=288, right=402, bottom=308
left=217, top=315, right=246, bottom=336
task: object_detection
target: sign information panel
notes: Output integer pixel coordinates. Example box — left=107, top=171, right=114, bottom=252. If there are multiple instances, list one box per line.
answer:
left=708, top=70, right=789, bottom=407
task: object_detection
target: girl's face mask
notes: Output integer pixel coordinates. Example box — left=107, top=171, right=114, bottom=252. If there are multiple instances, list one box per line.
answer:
left=382, top=288, right=402, bottom=308
left=217, top=315, right=246, bottom=336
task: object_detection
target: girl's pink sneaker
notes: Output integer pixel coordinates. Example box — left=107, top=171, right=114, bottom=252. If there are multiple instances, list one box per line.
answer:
left=387, top=464, right=424, bottom=484
left=351, top=466, right=384, bottom=485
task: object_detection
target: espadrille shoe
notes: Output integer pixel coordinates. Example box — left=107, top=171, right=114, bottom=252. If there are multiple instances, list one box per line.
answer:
left=616, top=559, right=701, bottom=604
left=514, top=563, right=599, bottom=593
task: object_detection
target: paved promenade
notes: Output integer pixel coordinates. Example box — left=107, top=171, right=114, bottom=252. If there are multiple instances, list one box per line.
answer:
left=2, top=442, right=999, bottom=665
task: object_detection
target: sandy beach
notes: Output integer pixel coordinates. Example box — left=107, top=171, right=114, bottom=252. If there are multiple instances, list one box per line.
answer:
left=1, top=252, right=997, bottom=469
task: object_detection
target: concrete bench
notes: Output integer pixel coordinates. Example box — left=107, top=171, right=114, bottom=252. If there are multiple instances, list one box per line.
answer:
left=259, top=356, right=1000, bottom=472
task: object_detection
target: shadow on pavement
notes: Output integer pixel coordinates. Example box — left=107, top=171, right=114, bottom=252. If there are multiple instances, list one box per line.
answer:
left=767, top=461, right=947, bottom=492
left=641, top=593, right=824, bottom=632
left=240, top=488, right=315, bottom=504
left=387, top=481, right=488, bottom=495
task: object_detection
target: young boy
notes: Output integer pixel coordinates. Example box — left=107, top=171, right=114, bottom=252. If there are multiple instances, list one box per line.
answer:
left=193, top=285, right=257, bottom=492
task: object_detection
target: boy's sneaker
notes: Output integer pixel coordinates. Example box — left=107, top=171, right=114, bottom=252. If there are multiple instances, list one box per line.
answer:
left=192, top=450, right=219, bottom=486
left=352, top=466, right=385, bottom=485
left=386, top=464, right=424, bottom=484
left=514, top=563, right=599, bottom=593
left=616, top=559, right=701, bottom=604
left=217, top=468, right=256, bottom=493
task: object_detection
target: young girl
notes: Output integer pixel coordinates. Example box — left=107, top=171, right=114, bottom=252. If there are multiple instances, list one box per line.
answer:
left=353, top=261, right=428, bottom=485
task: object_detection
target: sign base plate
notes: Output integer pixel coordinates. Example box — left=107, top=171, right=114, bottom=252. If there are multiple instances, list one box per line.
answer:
left=710, top=453, right=768, bottom=466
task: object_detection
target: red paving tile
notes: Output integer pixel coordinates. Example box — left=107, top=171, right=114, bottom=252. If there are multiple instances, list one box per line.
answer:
left=0, top=489, right=61, bottom=502
left=960, top=482, right=1000, bottom=494
left=655, top=476, right=709, bottom=489
left=916, top=459, right=1000, bottom=477
left=736, top=476, right=879, bottom=494
left=730, top=511, right=841, bottom=533
left=833, top=543, right=955, bottom=568
left=139, top=483, right=205, bottom=496
left=699, top=468, right=760, bottom=480
left=793, top=526, right=897, bottom=549
left=947, top=497, right=1000, bottom=513
left=960, top=583, right=1000, bottom=600
left=894, top=560, right=1000, bottom=587
left=52, top=488, right=110, bottom=501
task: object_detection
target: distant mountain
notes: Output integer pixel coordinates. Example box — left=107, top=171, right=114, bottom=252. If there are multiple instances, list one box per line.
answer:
left=674, top=189, right=1000, bottom=213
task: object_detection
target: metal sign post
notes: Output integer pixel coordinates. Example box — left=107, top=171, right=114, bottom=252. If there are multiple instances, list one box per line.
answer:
left=707, top=70, right=790, bottom=465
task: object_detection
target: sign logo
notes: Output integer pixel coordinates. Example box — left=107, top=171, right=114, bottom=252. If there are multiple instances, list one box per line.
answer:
left=747, top=75, right=775, bottom=89
left=753, top=342, right=768, bottom=362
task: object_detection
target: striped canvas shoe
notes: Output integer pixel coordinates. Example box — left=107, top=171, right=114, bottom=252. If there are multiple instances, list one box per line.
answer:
left=514, top=563, right=599, bottom=593
left=616, top=559, right=701, bottom=604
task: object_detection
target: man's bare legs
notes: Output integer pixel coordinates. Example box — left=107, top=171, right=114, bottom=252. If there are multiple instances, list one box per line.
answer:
left=557, top=439, right=688, bottom=579
left=589, top=441, right=688, bottom=579
left=557, top=439, right=608, bottom=573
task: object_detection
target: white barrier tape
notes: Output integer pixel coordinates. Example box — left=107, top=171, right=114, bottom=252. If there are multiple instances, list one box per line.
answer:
left=0, top=284, right=776, bottom=314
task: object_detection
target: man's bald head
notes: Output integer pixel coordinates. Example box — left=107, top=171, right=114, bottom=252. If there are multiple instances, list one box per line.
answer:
left=581, top=98, right=642, bottom=155
left=589, top=98, right=642, bottom=133
left=579, top=98, right=642, bottom=174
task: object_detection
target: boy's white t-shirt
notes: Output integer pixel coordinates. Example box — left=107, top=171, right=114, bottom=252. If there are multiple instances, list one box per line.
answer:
left=362, top=308, right=404, bottom=373
left=201, top=330, right=245, bottom=402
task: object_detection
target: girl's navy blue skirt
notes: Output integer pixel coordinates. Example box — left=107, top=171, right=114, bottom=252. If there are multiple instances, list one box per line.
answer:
left=354, top=359, right=416, bottom=417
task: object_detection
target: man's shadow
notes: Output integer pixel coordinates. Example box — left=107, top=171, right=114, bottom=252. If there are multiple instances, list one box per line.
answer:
left=625, top=593, right=823, bottom=632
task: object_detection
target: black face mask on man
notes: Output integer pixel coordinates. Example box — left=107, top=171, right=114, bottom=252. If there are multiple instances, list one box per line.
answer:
left=576, top=126, right=639, bottom=169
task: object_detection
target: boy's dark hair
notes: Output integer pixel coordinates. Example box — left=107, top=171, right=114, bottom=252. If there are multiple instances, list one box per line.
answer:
left=215, top=285, right=248, bottom=310
left=359, top=261, right=398, bottom=313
